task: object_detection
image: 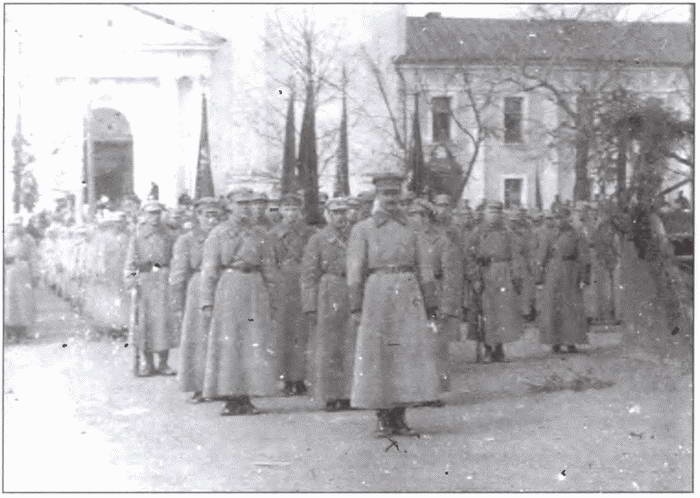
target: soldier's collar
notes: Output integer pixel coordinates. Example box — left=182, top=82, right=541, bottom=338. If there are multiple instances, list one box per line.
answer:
left=373, top=209, right=407, bottom=227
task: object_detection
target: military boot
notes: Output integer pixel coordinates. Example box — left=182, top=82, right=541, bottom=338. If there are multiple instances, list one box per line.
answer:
left=492, top=343, right=506, bottom=362
left=295, top=381, right=308, bottom=395
left=220, top=397, right=243, bottom=416
left=390, top=408, right=419, bottom=437
left=156, top=351, right=176, bottom=376
left=552, top=344, right=562, bottom=353
left=138, top=352, right=157, bottom=377
left=188, top=391, right=204, bottom=404
left=237, top=395, right=261, bottom=415
left=566, top=344, right=578, bottom=354
left=374, top=409, right=393, bottom=438
left=282, top=381, right=295, bottom=396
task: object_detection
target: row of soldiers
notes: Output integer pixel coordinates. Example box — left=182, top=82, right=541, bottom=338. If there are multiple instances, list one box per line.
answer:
left=23, top=176, right=621, bottom=436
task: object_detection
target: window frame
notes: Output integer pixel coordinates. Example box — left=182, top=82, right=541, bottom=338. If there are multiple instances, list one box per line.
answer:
left=431, top=95, right=452, bottom=144
left=503, top=95, right=525, bottom=144
left=501, top=174, right=528, bottom=209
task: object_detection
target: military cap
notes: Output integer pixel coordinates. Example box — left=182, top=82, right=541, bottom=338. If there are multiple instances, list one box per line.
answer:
left=357, top=190, right=375, bottom=204
left=227, top=187, right=254, bottom=203
left=345, top=197, right=361, bottom=208
left=326, top=198, right=349, bottom=211
left=250, top=191, right=269, bottom=202
left=407, top=199, right=432, bottom=215
left=280, top=193, right=304, bottom=207
left=485, top=200, right=504, bottom=212
left=142, top=200, right=165, bottom=213
left=194, top=197, right=223, bottom=212
left=372, top=172, right=403, bottom=192
left=434, top=194, right=452, bottom=207
left=318, top=192, right=330, bottom=203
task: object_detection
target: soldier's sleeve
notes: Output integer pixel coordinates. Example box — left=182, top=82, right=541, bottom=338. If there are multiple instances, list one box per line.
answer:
left=578, top=231, right=591, bottom=284
left=461, top=232, right=480, bottom=308
left=533, top=230, right=549, bottom=273
left=169, top=234, right=190, bottom=313
left=509, top=232, right=526, bottom=282
left=123, top=232, right=138, bottom=287
left=200, top=229, right=221, bottom=309
left=416, top=231, right=438, bottom=311
left=300, top=233, right=322, bottom=313
left=346, top=223, right=368, bottom=313
left=260, top=231, right=278, bottom=291
left=439, top=234, right=463, bottom=317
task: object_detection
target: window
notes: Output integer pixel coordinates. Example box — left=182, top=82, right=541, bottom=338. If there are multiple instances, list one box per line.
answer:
left=504, top=178, right=523, bottom=209
left=432, top=97, right=451, bottom=142
left=504, top=97, right=523, bottom=143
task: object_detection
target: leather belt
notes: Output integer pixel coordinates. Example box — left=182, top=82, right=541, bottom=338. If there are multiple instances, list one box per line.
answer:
left=136, top=263, right=169, bottom=273
left=223, top=264, right=261, bottom=273
left=369, top=266, right=414, bottom=275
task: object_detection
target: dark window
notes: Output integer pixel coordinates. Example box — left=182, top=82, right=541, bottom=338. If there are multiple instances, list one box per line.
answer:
left=504, top=178, right=523, bottom=209
left=504, top=97, right=523, bottom=143
left=432, top=97, right=451, bottom=142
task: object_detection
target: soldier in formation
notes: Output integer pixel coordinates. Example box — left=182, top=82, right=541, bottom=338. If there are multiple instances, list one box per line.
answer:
left=4, top=216, right=38, bottom=343
left=124, top=200, right=179, bottom=376
left=170, top=197, right=223, bottom=403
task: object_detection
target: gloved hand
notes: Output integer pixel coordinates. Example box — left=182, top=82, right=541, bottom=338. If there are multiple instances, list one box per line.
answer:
left=426, top=307, right=439, bottom=321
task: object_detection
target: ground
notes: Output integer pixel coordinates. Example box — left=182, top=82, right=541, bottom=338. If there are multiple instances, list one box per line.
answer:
left=3, top=242, right=692, bottom=492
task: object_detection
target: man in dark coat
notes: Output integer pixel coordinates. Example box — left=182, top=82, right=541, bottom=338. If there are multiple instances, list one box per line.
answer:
left=124, top=200, right=178, bottom=376
left=270, top=193, right=317, bottom=395
left=301, top=198, right=354, bottom=411
left=347, top=173, right=440, bottom=437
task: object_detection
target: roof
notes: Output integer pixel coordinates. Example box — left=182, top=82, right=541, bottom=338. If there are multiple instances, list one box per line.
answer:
left=396, top=16, right=692, bottom=66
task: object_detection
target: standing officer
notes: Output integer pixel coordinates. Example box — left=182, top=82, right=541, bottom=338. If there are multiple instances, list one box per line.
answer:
left=356, top=191, right=375, bottom=221
left=347, top=173, right=440, bottom=437
left=270, top=193, right=316, bottom=396
left=345, top=197, right=362, bottom=226
left=301, top=198, right=355, bottom=411
left=251, top=191, right=272, bottom=229
left=124, top=200, right=178, bottom=376
left=463, top=201, right=524, bottom=362
left=510, top=210, right=537, bottom=322
left=535, top=206, right=590, bottom=353
left=170, top=197, right=223, bottom=404
left=4, top=216, right=38, bottom=343
left=200, top=189, right=279, bottom=416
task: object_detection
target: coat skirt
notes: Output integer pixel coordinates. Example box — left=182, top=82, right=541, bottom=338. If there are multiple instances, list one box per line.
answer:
left=308, top=274, right=354, bottom=402
left=481, top=261, right=523, bottom=345
left=203, top=270, right=279, bottom=398
left=4, top=261, right=35, bottom=327
left=275, top=263, right=308, bottom=381
left=351, top=272, right=440, bottom=409
left=136, top=270, right=179, bottom=352
left=539, top=260, right=589, bottom=345
left=178, top=272, right=206, bottom=393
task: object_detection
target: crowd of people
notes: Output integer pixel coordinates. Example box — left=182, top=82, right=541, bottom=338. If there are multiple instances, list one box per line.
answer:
left=6, top=174, right=632, bottom=437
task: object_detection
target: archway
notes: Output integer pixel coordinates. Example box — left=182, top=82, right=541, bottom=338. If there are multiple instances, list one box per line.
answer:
left=85, top=108, right=134, bottom=205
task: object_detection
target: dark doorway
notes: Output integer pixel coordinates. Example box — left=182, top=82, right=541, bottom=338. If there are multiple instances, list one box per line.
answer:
left=85, top=108, right=134, bottom=204
left=504, top=178, right=523, bottom=209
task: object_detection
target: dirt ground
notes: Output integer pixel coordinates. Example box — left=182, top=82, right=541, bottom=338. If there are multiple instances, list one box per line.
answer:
left=3, top=242, right=692, bottom=491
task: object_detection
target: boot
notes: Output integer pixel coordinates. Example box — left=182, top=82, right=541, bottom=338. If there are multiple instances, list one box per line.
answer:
left=188, top=391, right=204, bottom=404
left=391, top=407, right=419, bottom=437
left=374, top=409, right=393, bottom=438
left=295, top=380, right=308, bottom=396
left=552, top=344, right=562, bottom=353
left=337, top=399, right=352, bottom=410
left=492, top=343, right=506, bottom=362
left=282, top=381, right=295, bottom=396
left=156, top=351, right=176, bottom=376
left=220, top=397, right=243, bottom=416
left=138, top=352, right=157, bottom=377
left=483, top=344, right=493, bottom=363
left=238, top=395, right=261, bottom=415
left=325, top=400, right=340, bottom=412
left=566, top=344, right=578, bottom=354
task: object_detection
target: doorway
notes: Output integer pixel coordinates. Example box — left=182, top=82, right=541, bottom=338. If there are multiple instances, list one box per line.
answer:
left=85, top=108, right=134, bottom=204
left=503, top=177, right=524, bottom=209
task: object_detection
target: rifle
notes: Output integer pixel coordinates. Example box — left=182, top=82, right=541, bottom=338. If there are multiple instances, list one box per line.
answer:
left=128, top=286, right=140, bottom=377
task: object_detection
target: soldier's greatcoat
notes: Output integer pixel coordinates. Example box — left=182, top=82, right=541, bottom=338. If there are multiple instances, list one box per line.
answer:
left=270, top=221, right=316, bottom=382
left=4, top=234, right=37, bottom=327
left=536, top=225, right=590, bottom=345
left=590, top=220, right=621, bottom=322
left=200, top=220, right=279, bottom=398
left=418, top=222, right=462, bottom=390
left=301, top=225, right=354, bottom=403
left=124, top=223, right=177, bottom=352
left=87, top=224, right=130, bottom=329
left=513, top=225, right=537, bottom=316
left=170, top=228, right=209, bottom=393
left=347, top=210, right=440, bottom=409
left=463, top=222, right=524, bottom=345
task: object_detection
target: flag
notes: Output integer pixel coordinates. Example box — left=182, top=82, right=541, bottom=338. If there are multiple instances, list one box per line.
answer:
left=281, top=87, right=297, bottom=194
left=298, top=82, right=321, bottom=225
left=334, top=68, right=350, bottom=198
left=195, top=94, right=215, bottom=199
left=407, top=93, right=426, bottom=195
left=535, top=164, right=543, bottom=210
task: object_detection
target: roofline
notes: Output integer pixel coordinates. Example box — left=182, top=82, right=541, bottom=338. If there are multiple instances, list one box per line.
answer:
left=406, top=15, right=692, bottom=27
left=129, top=5, right=227, bottom=45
